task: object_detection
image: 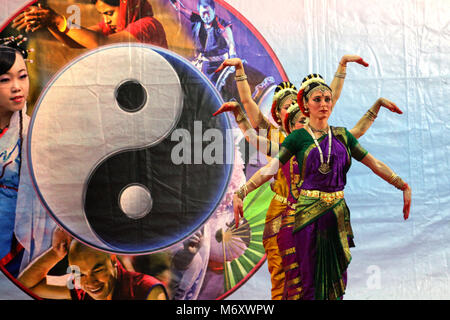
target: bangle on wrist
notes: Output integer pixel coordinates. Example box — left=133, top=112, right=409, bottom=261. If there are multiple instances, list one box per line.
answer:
left=389, top=173, right=406, bottom=190
left=388, top=173, right=397, bottom=184
left=334, top=72, right=346, bottom=79
left=235, top=74, right=248, bottom=82
left=57, top=15, right=69, bottom=33
left=234, top=189, right=245, bottom=200
left=235, top=184, right=248, bottom=200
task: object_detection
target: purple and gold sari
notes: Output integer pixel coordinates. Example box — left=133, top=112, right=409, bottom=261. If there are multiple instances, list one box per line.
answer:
left=278, top=127, right=367, bottom=300
left=277, top=156, right=302, bottom=300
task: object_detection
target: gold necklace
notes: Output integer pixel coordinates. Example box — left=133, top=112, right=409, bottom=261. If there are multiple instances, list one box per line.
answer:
left=306, top=125, right=332, bottom=175
left=308, top=124, right=329, bottom=135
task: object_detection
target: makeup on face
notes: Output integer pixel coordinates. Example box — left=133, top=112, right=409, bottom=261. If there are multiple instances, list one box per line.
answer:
left=0, top=52, right=29, bottom=118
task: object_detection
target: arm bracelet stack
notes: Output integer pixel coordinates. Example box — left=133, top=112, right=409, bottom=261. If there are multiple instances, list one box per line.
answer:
left=388, top=173, right=407, bottom=190
left=364, top=109, right=378, bottom=121
left=235, top=74, right=248, bottom=82
left=235, top=179, right=259, bottom=200
left=235, top=184, right=248, bottom=200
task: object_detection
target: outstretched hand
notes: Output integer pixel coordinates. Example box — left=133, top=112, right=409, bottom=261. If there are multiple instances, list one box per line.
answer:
left=12, top=6, right=40, bottom=31
left=377, top=97, right=403, bottom=114
left=402, top=183, right=411, bottom=220
left=214, top=58, right=243, bottom=74
left=341, top=55, right=369, bottom=68
left=213, top=101, right=240, bottom=117
left=233, top=194, right=244, bottom=228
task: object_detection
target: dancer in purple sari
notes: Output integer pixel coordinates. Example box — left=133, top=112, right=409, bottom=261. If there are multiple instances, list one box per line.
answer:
left=232, top=74, right=412, bottom=300
left=214, top=55, right=402, bottom=300
left=218, top=93, right=405, bottom=300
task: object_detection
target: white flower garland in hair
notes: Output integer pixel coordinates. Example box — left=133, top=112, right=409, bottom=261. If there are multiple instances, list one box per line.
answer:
left=272, top=88, right=297, bottom=104
left=300, top=76, right=326, bottom=91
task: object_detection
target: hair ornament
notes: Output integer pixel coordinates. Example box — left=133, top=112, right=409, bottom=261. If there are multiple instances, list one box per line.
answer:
left=283, top=101, right=302, bottom=134
left=1, top=34, right=33, bottom=62
left=297, top=74, right=331, bottom=116
left=271, top=81, right=298, bottom=125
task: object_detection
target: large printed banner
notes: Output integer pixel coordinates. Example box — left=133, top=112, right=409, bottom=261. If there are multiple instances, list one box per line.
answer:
left=0, top=0, right=288, bottom=300
left=1, top=0, right=449, bottom=301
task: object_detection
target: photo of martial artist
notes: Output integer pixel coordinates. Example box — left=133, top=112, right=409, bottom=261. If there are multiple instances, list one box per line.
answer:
left=18, top=228, right=169, bottom=300
left=169, top=0, right=236, bottom=83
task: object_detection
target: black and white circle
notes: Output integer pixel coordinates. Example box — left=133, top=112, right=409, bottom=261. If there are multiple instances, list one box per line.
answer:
left=29, top=44, right=234, bottom=254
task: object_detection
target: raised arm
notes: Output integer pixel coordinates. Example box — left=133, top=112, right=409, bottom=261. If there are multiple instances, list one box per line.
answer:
left=170, top=0, right=193, bottom=19
left=349, top=98, right=403, bottom=139
left=360, top=153, right=411, bottom=220
left=233, top=157, right=282, bottom=227
left=222, top=26, right=237, bottom=58
left=330, top=55, right=369, bottom=109
left=215, top=58, right=269, bottom=129
left=233, top=146, right=294, bottom=227
left=213, top=101, right=279, bottom=156
left=18, top=228, right=72, bottom=300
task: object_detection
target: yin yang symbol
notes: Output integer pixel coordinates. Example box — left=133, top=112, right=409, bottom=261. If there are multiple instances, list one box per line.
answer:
left=28, top=44, right=234, bottom=254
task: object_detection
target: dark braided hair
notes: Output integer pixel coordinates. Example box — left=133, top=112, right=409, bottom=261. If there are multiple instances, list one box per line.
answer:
left=271, top=81, right=297, bottom=125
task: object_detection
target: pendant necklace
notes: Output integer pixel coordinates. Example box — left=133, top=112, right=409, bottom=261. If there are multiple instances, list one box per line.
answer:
left=306, top=124, right=332, bottom=174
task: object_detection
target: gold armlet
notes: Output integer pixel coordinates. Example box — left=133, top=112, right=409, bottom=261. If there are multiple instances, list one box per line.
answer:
left=248, top=178, right=258, bottom=188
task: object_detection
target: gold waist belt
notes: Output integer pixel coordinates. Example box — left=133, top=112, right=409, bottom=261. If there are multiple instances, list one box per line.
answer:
left=300, top=189, right=344, bottom=204
left=273, top=193, right=287, bottom=204
left=281, top=209, right=295, bottom=228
